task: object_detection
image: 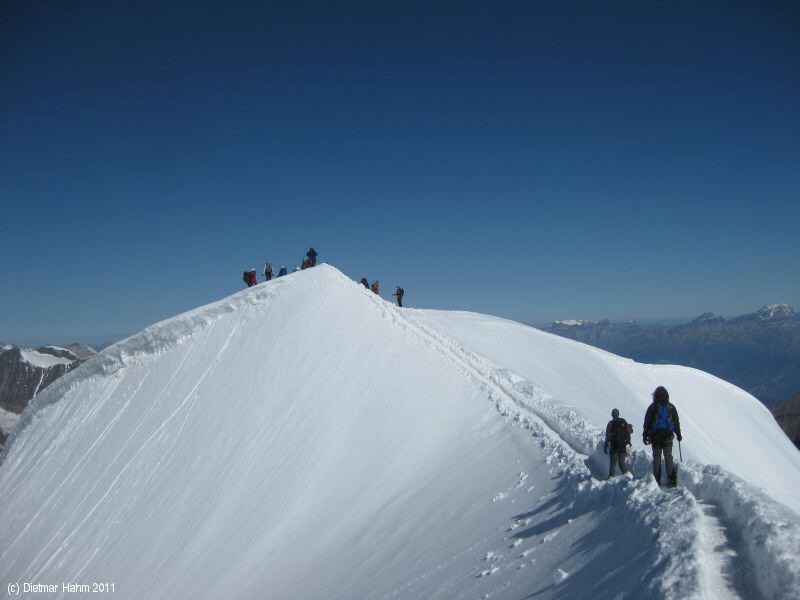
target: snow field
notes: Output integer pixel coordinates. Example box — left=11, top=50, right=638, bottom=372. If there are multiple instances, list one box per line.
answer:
left=1, top=265, right=799, bottom=599
left=19, top=349, right=74, bottom=369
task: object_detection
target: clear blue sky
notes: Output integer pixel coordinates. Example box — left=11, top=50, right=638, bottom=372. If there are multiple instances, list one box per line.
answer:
left=1, top=1, right=799, bottom=346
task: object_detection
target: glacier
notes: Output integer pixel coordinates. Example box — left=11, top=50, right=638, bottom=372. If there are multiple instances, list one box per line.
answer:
left=1, top=265, right=798, bottom=599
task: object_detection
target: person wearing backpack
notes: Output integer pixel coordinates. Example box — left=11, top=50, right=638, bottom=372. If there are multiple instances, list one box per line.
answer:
left=643, top=386, right=682, bottom=487
left=371, top=280, right=380, bottom=295
left=263, top=260, right=273, bottom=281
left=604, top=408, right=631, bottom=478
left=393, top=286, right=405, bottom=307
left=243, top=269, right=257, bottom=287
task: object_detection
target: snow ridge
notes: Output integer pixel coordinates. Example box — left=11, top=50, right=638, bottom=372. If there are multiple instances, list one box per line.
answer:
left=1, top=265, right=799, bottom=599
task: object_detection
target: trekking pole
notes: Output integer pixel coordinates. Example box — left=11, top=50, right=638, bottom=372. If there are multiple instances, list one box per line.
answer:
left=678, top=440, right=683, bottom=462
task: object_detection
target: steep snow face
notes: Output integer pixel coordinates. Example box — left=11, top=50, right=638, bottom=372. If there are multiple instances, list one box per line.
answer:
left=1, top=265, right=799, bottom=600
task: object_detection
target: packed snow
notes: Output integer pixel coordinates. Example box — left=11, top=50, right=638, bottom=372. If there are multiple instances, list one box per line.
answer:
left=1, top=265, right=798, bottom=599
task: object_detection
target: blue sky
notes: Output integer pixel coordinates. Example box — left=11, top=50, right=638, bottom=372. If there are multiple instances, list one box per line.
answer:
left=1, top=1, right=799, bottom=346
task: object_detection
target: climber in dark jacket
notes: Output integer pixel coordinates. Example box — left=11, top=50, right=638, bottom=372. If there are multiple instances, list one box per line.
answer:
left=604, top=408, right=631, bottom=478
left=306, top=247, right=318, bottom=267
left=392, top=286, right=405, bottom=307
left=643, top=386, right=682, bottom=486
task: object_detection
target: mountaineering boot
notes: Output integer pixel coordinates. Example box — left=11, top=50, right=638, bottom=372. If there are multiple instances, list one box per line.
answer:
left=667, top=468, right=678, bottom=488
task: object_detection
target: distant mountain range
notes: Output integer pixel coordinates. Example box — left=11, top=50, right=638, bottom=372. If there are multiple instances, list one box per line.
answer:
left=0, top=344, right=96, bottom=448
left=543, top=304, right=800, bottom=449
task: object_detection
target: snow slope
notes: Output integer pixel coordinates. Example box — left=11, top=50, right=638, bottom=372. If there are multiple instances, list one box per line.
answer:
left=1, top=265, right=799, bottom=599
left=412, top=309, right=800, bottom=513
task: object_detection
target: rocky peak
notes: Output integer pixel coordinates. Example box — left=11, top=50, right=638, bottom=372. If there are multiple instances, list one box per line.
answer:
left=66, top=343, right=98, bottom=360
left=690, top=312, right=724, bottom=325
left=37, top=346, right=80, bottom=361
left=0, top=343, right=93, bottom=435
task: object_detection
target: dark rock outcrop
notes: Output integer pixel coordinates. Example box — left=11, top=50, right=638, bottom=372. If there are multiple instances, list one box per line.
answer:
left=0, top=344, right=96, bottom=447
left=772, top=393, right=800, bottom=451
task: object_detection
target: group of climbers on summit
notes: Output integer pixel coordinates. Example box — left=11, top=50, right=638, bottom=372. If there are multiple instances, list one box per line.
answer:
left=243, top=248, right=406, bottom=307
left=603, top=385, right=682, bottom=487
left=243, top=247, right=317, bottom=287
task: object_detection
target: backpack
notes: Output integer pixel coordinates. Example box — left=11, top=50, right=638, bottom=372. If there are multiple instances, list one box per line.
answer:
left=612, top=418, right=631, bottom=449
left=243, top=271, right=249, bottom=284
left=650, top=404, right=675, bottom=433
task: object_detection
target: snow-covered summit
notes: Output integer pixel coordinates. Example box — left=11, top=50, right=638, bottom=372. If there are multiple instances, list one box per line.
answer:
left=756, top=303, right=797, bottom=320
left=1, top=265, right=799, bottom=599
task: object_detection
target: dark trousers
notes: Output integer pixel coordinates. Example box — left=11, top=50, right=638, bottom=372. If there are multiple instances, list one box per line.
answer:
left=609, top=451, right=629, bottom=478
left=651, top=442, right=675, bottom=484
